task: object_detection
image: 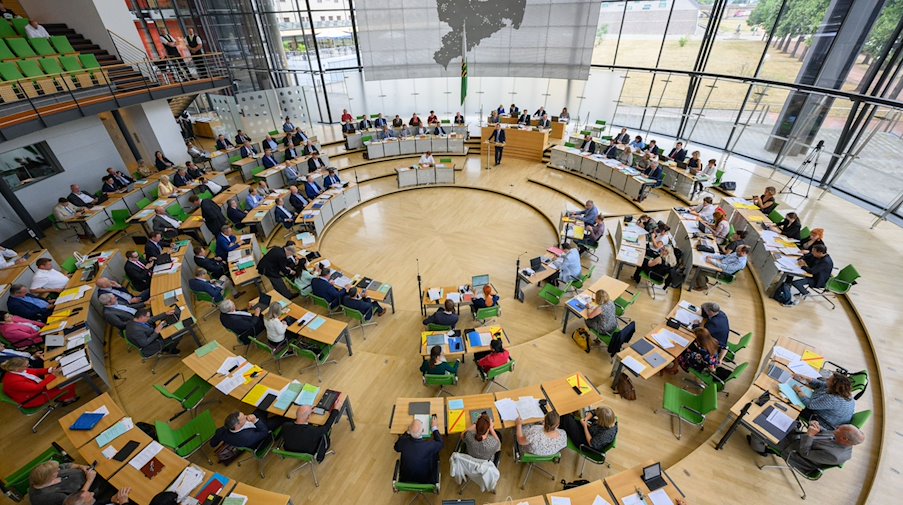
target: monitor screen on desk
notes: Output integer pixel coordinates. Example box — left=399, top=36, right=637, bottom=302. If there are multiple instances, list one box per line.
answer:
left=472, top=274, right=490, bottom=290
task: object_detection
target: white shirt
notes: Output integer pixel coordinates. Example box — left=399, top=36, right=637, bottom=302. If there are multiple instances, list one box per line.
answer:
left=264, top=317, right=287, bottom=343
left=75, top=192, right=94, bottom=204
left=205, top=180, right=223, bottom=195
left=419, top=154, right=435, bottom=165
left=695, top=203, right=716, bottom=222
left=31, top=268, right=70, bottom=290
left=0, top=248, right=18, bottom=268
left=159, top=214, right=182, bottom=227
left=25, top=24, right=50, bottom=38
left=12, top=370, right=43, bottom=383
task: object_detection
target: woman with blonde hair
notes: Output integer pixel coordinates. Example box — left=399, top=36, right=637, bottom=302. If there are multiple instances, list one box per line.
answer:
left=585, top=289, right=617, bottom=335
left=157, top=175, right=176, bottom=198
left=1, top=357, right=77, bottom=408
left=516, top=411, right=566, bottom=456
left=28, top=459, right=97, bottom=505
left=263, top=301, right=289, bottom=345
left=560, top=405, right=618, bottom=450
left=618, top=146, right=634, bottom=167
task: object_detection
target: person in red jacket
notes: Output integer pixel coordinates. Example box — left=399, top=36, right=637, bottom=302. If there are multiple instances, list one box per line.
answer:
left=1, top=358, right=77, bottom=408
left=475, top=338, right=510, bottom=373
left=0, top=311, right=45, bottom=348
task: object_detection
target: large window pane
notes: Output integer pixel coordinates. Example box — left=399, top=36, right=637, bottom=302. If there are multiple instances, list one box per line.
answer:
left=706, top=7, right=767, bottom=78
left=684, top=76, right=749, bottom=150
left=833, top=106, right=903, bottom=209
left=730, top=83, right=790, bottom=165
left=657, top=0, right=709, bottom=72
left=613, top=69, right=650, bottom=130
left=756, top=0, right=831, bottom=84
left=592, top=1, right=625, bottom=66
left=643, top=72, right=689, bottom=138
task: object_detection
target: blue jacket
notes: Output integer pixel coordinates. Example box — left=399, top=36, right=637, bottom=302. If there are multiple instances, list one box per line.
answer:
left=189, top=278, right=224, bottom=302
left=274, top=205, right=295, bottom=228
left=289, top=193, right=308, bottom=213
left=240, top=146, right=257, bottom=158
left=261, top=155, right=279, bottom=169
left=6, top=295, right=52, bottom=322
left=394, top=431, right=443, bottom=484
left=216, top=233, right=239, bottom=254
left=305, top=181, right=323, bottom=200
left=311, top=277, right=344, bottom=308
left=324, top=174, right=341, bottom=187
left=212, top=418, right=270, bottom=450
left=246, top=193, right=263, bottom=209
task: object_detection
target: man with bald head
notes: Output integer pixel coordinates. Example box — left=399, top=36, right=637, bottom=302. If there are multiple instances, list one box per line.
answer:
left=95, top=276, right=148, bottom=304
left=393, top=414, right=443, bottom=484
left=280, top=393, right=347, bottom=461
left=750, top=420, right=865, bottom=474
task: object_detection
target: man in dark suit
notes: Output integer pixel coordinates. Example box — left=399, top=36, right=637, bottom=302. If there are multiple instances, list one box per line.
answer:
left=394, top=417, right=443, bottom=484
left=144, top=232, right=168, bottom=262
left=273, top=197, right=296, bottom=230
left=235, top=130, right=252, bottom=145
left=788, top=244, right=833, bottom=301
left=374, top=113, right=388, bottom=128
left=173, top=168, right=193, bottom=187
left=257, top=243, right=297, bottom=299
left=536, top=114, right=551, bottom=129
left=488, top=124, right=506, bottom=166
left=517, top=111, right=531, bottom=125
left=392, top=115, right=404, bottom=127
left=99, top=293, right=140, bottom=330
left=281, top=395, right=346, bottom=462
left=580, top=135, right=596, bottom=154
left=188, top=268, right=226, bottom=303
left=323, top=168, right=341, bottom=188
left=124, top=250, right=153, bottom=292
left=668, top=142, right=688, bottom=162
left=186, top=161, right=205, bottom=180
left=292, top=128, right=309, bottom=145
left=96, top=276, right=148, bottom=305
left=304, top=175, right=323, bottom=200
left=311, top=267, right=344, bottom=309
left=219, top=300, right=264, bottom=344
left=226, top=200, right=249, bottom=230
left=288, top=186, right=309, bottom=213
left=67, top=184, right=98, bottom=207
left=215, top=134, right=234, bottom=151
left=307, top=152, right=327, bottom=173
left=341, top=121, right=356, bottom=134
left=125, top=308, right=180, bottom=358
left=107, top=167, right=134, bottom=189
left=211, top=410, right=280, bottom=450
left=614, top=128, right=631, bottom=144
left=191, top=195, right=227, bottom=237
left=5, top=284, right=54, bottom=322
left=152, top=207, right=182, bottom=240
left=216, top=225, right=241, bottom=254
left=341, top=286, right=385, bottom=319
left=302, top=141, right=319, bottom=156
left=194, top=246, right=228, bottom=278
left=284, top=142, right=299, bottom=162
left=240, top=141, right=257, bottom=158
left=422, top=300, right=459, bottom=328
left=101, top=176, right=120, bottom=195
left=358, top=116, right=373, bottom=130
left=261, top=148, right=279, bottom=169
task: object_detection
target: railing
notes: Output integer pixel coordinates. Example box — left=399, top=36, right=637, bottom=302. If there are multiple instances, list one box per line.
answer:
left=107, top=30, right=150, bottom=66
left=0, top=52, right=231, bottom=134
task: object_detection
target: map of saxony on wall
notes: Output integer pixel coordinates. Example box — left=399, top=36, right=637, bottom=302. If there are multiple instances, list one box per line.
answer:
left=355, top=0, right=602, bottom=80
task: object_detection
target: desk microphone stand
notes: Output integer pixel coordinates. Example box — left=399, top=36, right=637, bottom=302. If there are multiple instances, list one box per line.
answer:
left=515, top=250, right=527, bottom=300
left=416, top=258, right=424, bottom=316
left=779, top=140, right=823, bottom=199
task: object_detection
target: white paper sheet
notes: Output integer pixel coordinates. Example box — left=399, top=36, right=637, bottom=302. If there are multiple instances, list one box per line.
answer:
left=216, top=374, right=246, bottom=395
left=772, top=346, right=801, bottom=363
left=622, top=356, right=646, bottom=374
left=788, top=360, right=820, bottom=379
left=550, top=497, right=572, bottom=505
left=592, top=495, right=612, bottom=505
left=494, top=398, right=519, bottom=421
left=766, top=408, right=795, bottom=432
left=129, top=441, right=164, bottom=469
left=61, top=356, right=90, bottom=377
left=516, top=397, right=545, bottom=420
left=651, top=331, right=675, bottom=349
left=446, top=292, right=461, bottom=303
left=90, top=405, right=110, bottom=416
left=674, top=308, right=702, bottom=326
left=621, top=495, right=644, bottom=505
left=101, top=446, right=118, bottom=459
left=648, top=489, right=674, bottom=505
left=59, top=349, right=87, bottom=366
left=217, top=356, right=247, bottom=375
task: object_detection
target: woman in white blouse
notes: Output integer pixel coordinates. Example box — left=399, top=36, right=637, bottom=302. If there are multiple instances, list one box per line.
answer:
left=263, top=302, right=289, bottom=345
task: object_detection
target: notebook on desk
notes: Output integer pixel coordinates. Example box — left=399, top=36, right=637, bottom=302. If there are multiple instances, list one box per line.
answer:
left=630, top=339, right=655, bottom=355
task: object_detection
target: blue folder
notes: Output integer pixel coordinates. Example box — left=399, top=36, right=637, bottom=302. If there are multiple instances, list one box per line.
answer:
left=69, top=412, right=105, bottom=431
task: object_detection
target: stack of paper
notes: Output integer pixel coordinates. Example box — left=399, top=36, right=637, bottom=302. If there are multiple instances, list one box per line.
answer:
left=788, top=360, right=820, bottom=379
left=295, top=384, right=320, bottom=406
left=97, top=417, right=134, bottom=446
left=222, top=493, right=248, bottom=505
left=674, top=308, right=702, bottom=326
left=56, top=285, right=92, bottom=304
left=217, top=357, right=247, bottom=375
left=622, top=356, right=646, bottom=374
left=648, top=489, right=674, bottom=505
left=129, top=441, right=164, bottom=470
left=427, top=288, right=443, bottom=301
left=215, top=374, right=245, bottom=395
left=772, top=346, right=801, bottom=363
left=60, top=349, right=91, bottom=377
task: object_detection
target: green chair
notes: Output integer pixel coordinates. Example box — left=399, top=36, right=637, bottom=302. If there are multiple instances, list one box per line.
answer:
left=767, top=210, right=784, bottom=224
left=713, top=169, right=725, bottom=187
left=850, top=409, right=871, bottom=429
left=58, top=54, right=94, bottom=88
left=108, top=209, right=134, bottom=243
left=78, top=53, right=107, bottom=84
left=569, top=265, right=595, bottom=292
left=153, top=372, right=215, bottom=421
left=690, top=362, right=749, bottom=396
left=28, top=38, right=56, bottom=57
left=361, top=135, right=373, bottom=144
left=268, top=129, right=280, bottom=136
left=811, top=264, right=860, bottom=310
left=0, top=39, right=16, bottom=60
left=639, top=269, right=667, bottom=300
left=289, top=342, right=337, bottom=382
left=149, top=187, right=158, bottom=200
left=726, top=224, right=736, bottom=243
left=60, top=256, right=78, bottom=275
left=566, top=431, right=615, bottom=478
left=848, top=370, right=869, bottom=400
left=192, top=287, right=230, bottom=320
left=310, top=293, right=341, bottom=315
left=6, top=38, right=36, bottom=58
left=799, top=226, right=811, bottom=242
left=439, top=158, right=452, bottom=164
left=166, top=204, right=189, bottom=222
left=537, top=283, right=566, bottom=319
left=660, top=383, right=717, bottom=439
left=272, top=435, right=334, bottom=486
left=392, top=458, right=440, bottom=503
left=0, top=387, right=69, bottom=433
left=0, top=19, right=15, bottom=38
left=198, top=190, right=214, bottom=200
left=342, top=305, right=376, bottom=338
left=236, top=429, right=280, bottom=478
left=155, top=410, right=216, bottom=461
left=426, top=323, right=451, bottom=331
left=50, top=35, right=76, bottom=55
left=12, top=18, right=28, bottom=37
left=1, top=442, right=72, bottom=501
left=478, top=359, right=514, bottom=392
left=514, top=442, right=561, bottom=489
left=613, top=291, right=640, bottom=322
left=16, top=59, right=57, bottom=95
left=704, top=271, right=738, bottom=298
left=724, top=332, right=753, bottom=363
left=423, top=372, right=457, bottom=397
left=474, top=305, right=500, bottom=325
left=136, top=197, right=151, bottom=210
left=251, top=166, right=265, bottom=179
left=249, top=337, right=294, bottom=373
left=564, top=142, right=576, bottom=148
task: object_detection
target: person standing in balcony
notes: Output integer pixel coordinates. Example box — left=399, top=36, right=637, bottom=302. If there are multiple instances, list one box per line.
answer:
left=186, top=27, right=206, bottom=79
left=160, top=28, right=189, bottom=81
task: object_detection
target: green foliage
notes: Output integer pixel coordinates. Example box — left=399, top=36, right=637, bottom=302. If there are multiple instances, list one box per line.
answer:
left=864, top=0, right=903, bottom=56
left=747, top=0, right=781, bottom=29
left=678, top=36, right=689, bottom=47
left=748, top=0, right=830, bottom=38
left=594, top=24, right=609, bottom=47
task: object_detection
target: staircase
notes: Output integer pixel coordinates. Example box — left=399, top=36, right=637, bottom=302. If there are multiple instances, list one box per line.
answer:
left=169, top=93, right=199, bottom=118
left=42, top=23, right=150, bottom=92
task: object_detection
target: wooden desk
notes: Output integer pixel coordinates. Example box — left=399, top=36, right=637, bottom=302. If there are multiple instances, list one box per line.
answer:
left=613, top=218, right=648, bottom=279
left=445, top=393, right=500, bottom=434
left=487, top=496, right=546, bottom=505
left=421, top=283, right=497, bottom=316
left=561, top=275, right=630, bottom=334
left=81, top=426, right=153, bottom=479
left=229, top=482, right=290, bottom=505
left=614, top=332, right=682, bottom=381
left=464, top=325, right=510, bottom=355
left=546, top=479, right=608, bottom=504
left=109, top=446, right=189, bottom=505
left=308, top=258, right=395, bottom=311
left=254, top=290, right=353, bottom=356
left=494, top=385, right=547, bottom=429
left=420, top=330, right=466, bottom=359
left=480, top=125, right=549, bottom=163
left=541, top=372, right=603, bottom=415
left=58, top=393, right=126, bottom=448
left=182, top=342, right=235, bottom=380
left=390, top=397, right=447, bottom=435
left=516, top=251, right=560, bottom=288
left=245, top=373, right=293, bottom=417
left=604, top=459, right=684, bottom=505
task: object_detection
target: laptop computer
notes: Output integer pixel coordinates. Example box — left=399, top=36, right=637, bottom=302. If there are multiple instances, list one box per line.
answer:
left=45, top=334, right=66, bottom=347
left=162, top=305, right=182, bottom=326
left=471, top=274, right=490, bottom=292
left=155, top=253, right=172, bottom=266
left=642, top=462, right=668, bottom=491
left=253, top=293, right=273, bottom=311
left=529, top=257, right=546, bottom=273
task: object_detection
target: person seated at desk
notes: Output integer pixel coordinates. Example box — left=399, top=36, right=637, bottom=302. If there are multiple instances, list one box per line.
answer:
left=293, top=127, right=311, bottom=145
left=691, top=158, right=718, bottom=199
left=506, top=104, right=517, bottom=117
left=281, top=395, right=347, bottom=462
left=211, top=409, right=281, bottom=451
left=613, top=127, right=630, bottom=145
left=395, top=417, right=443, bottom=484
left=186, top=141, right=211, bottom=161
left=559, top=406, right=618, bottom=452
left=287, top=186, right=309, bottom=213
left=359, top=116, right=374, bottom=130
left=378, top=125, right=397, bottom=141
left=691, top=244, right=749, bottom=291
left=533, top=106, right=546, bottom=117
left=273, top=197, right=296, bottom=229
left=308, top=152, right=327, bottom=172
left=99, top=293, right=139, bottom=330
left=372, top=113, right=387, bottom=128
left=156, top=175, right=176, bottom=198
left=1, top=358, right=77, bottom=408
left=644, top=139, right=659, bottom=155
left=784, top=244, right=833, bottom=304
left=418, top=151, right=435, bottom=167
left=235, top=130, right=252, bottom=145
left=536, top=114, right=551, bottom=129
left=629, top=135, right=646, bottom=151
left=341, top=286, right=385, bottom=319
left=516, top=411, right=566, bottom=456
left=0, top=344, right=43, bottom=368
left=686, top=150, right=702, bottom=170
left=454, top=112, right=465, bottom=124
left=311, top=267, right=344, bottom=309
left=300, top=140, right=319, bottom=157
left=261, top=134, right=279, bottom=152
left=173, top=167, right=194, bottom=187
left=124, top=250, right=154, bottom=294
left=291, top=258, right=317, bottom=296
left=618, top=146, right=634, bottom=166
left=559, top=107, right=570, bottom=121
left=284, top=141, right=300, bottom=162
left=470, top=285, right=500, bottom=317
left=260, top=148, right=279, bottom=169
left=151, top=206, right=182, bottom=240
left=635, top=161, right=663, bottom=202
left=96, top=277, right=148, bottom=305
left=585, top=289, right=617, bottom=336
left=245, top=187, right=264, bottom=210
left=748, top=420, right=864, bottom=474
left=226, top=200, right=253, bottom=232
left=635, top=152, right=654, bottom=171
left=28, top=258, right=70, bottom=297
left=495, top=104, right=505, bottom=116
left=695, top=302, right=730, bottom=359
left=420, top=345, right=459, bottom=376
left=0, top=311, right=44, bottom=348
left=186, top=161, right=206, bottom=180
left=341, top=121, right=357, bottom=134
left=575, top=214, right=605, bottom=255
left=189, top=267, right=231, bottom=303
left=67, top=184, right=98, bottom=208
left=143, top=231, right=168, bottom=262
left=282, top=116, right=296, bottom=134
left=799, top=227, right=825, bottom=254
left=135, top=158, right=154, bottom=178
left=751, top=186, right=778, bottom=214
left=549, top=243, right=581, bottom=286
left=579, top=134, right=596, bottom=154
left=304, top=174, right=324, bottom=200
left=217, top=225, right=241, bottom=255
left=700, top=209, right=731, bottom=242
left=0, top=246, right=25, bottom=269
left=197, top=175, right=225, bottom=196
left=432, top=123, right=447, bottom=135
left=721, top=229, right=748, bottom=254
left=6, top=285, right=54, bottom=323
left=422, top=300, right=458, bottom=329
left=263, top=301, right=290, bottom=346
left=777, top=211, right=802, bottom=240
left=53, top=198, right=84, bottom=223
left=794, top=371, right=855, bottom=429
left=239, top=141, right=257, bottom=159
left=677, top=327, right=721, bottom=375
left=517, top=111, right=531, bottom=125
left=568, top=200, right=599, bottom=226
left=636, top=214, right=655, bottom=233
left=154, top=151, right=175, bottom=171
left=100, top=176, right=122, bottom=195
left=26, top=459, right=108, bottom=505
left=689, top=196, right=716, bottom=222
left=219, top=300, right=264, bottom=344
left=193, top=245, right=227, bottom=278
left=323, top=168, right=342, bottom=188
left=391, top=114, right=404, bottom=128
left=668, top=141, right=688, bottom=162
left=648, top=221, right=672, bottom=253
left=215, top=134, right=234, bottom=151
left=474, top=338, right=510, bottom=373
left=462, top=413, right=501, bottom=461
left=409, top=113, right=422, bottom=127
left=632, top=244, right=676, bottom=284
